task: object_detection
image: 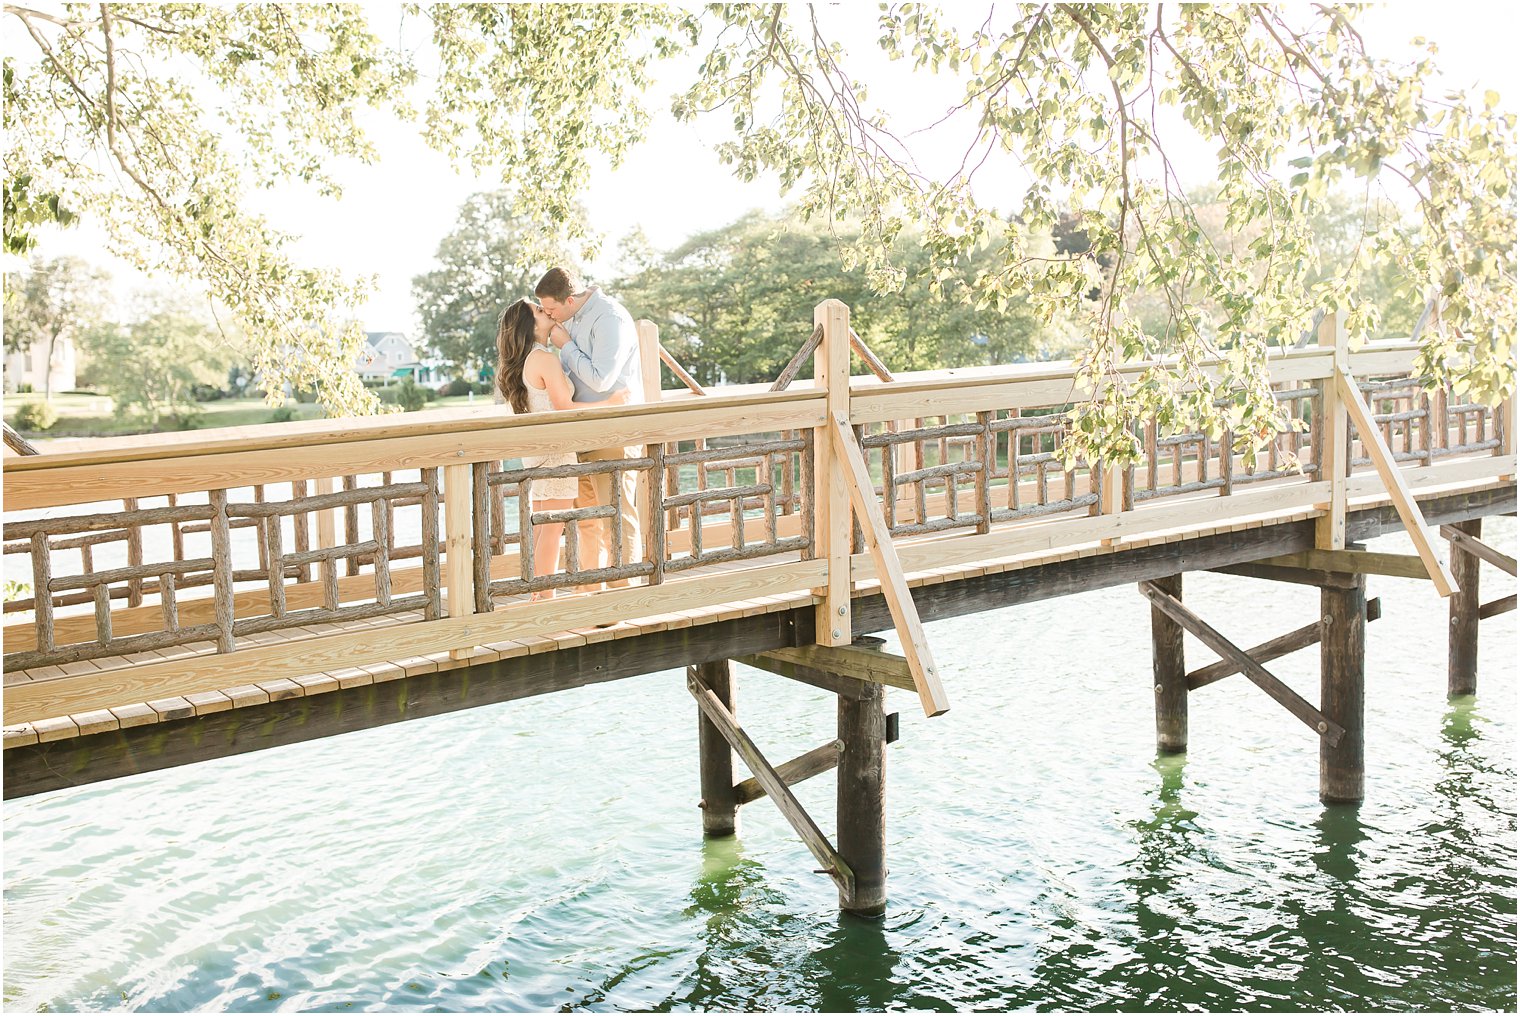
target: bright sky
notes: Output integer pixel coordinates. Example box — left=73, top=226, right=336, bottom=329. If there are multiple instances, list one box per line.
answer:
left=26, top=2, right=1520, bottom=337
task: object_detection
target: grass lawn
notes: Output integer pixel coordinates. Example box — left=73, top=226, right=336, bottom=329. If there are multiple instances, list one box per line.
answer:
left=4, top=391, right=489, bottom=441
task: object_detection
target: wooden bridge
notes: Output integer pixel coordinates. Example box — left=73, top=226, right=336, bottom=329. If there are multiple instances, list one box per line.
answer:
left=4, top=300, right=1515, bottom=915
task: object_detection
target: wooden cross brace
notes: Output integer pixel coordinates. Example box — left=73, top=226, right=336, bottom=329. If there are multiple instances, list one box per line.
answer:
left=1440, top=524, right=1517, bottom=578
left=686, top=669, right=856, bottom=897
left=1138, top=579, right=1346, bottom=746
left=1188, top=598, right=1383, bottom=691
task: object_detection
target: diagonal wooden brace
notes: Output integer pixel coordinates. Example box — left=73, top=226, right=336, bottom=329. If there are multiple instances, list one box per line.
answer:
left=829, top=411, right=951, bottom=717
left=1189, top=598, right=1382, bottom=690
left=687, top=669, right=856, bottom=896
left=1335, top=369, right=1457, bottom=595
left=1138, top=580, right=1346, bottom=746
left=732, top=739, right=843, bottom=806
left=1440, top=524, right=1517, bottom=577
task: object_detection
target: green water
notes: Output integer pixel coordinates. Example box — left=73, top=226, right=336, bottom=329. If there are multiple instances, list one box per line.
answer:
left=3, top=522, right=1515, bottom=1012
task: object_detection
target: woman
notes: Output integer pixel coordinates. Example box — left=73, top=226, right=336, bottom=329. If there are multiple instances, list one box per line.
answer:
left=495, top=298, right=624, bottom=599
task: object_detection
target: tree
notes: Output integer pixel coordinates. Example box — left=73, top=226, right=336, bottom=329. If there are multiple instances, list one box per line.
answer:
left=7, top=5, right=1511, bottom=461
left=81, top=298, right=236, bottom=429
left=675, top=5, right=1515, bottom=464
left=412, top=191, right=575, bottom=377
left=4, top=3, right=406, bottom=415
left=615, top=210, right=1048, bottom=384
left=3, top=255, right=108, bottom=397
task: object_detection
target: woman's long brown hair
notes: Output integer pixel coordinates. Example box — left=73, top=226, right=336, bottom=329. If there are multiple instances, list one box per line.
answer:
left=495, top=299, right=538, bottom=414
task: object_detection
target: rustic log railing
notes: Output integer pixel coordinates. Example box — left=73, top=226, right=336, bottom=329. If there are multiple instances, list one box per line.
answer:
left=3, top=302, right=1513, bottom=728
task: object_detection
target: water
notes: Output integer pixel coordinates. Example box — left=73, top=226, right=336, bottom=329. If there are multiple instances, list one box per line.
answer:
left=4, top=521, right=1515, bottom=1012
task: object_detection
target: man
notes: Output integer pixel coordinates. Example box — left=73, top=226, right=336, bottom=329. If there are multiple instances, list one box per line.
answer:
left=535, top=267, right=644, bottom=588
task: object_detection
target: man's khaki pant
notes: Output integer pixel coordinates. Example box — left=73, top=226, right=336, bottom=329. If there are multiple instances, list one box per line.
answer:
left=574, top=444, right=642, bottom=590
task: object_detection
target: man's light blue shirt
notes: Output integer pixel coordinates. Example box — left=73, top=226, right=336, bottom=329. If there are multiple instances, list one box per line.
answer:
left=559, top=288, right=644, bottom=405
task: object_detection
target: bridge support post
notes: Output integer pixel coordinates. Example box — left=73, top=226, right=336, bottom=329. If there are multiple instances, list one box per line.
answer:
left=1448, top=519, right=1481, bottom=697
left=837, top=678, right=887, bottom=917
left=694, top=659, right=739, bottom=837
left=1150, top=573, right=1187, bottom=754
left=1320, top=577, right=1366, bottom=803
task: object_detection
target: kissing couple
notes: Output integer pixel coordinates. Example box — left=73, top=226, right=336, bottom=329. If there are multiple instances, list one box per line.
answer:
left=494, top=268, right=644, bottom=600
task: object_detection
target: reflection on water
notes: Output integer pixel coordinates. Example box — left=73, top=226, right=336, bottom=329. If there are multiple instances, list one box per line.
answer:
left=3, top=521, right=1515, bottom=1012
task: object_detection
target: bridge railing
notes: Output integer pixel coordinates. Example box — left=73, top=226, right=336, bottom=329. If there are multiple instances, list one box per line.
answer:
left=1, top=301, right=1513, bottom=726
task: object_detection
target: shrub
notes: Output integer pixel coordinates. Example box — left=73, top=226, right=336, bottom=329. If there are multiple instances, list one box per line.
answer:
left=16, top=382, right=33, bottom=394
left=13, top=400, right=57, bottom=431
left=395, top=376, right=427, bottom=412
left=269, top=406, right=297, bottom=424
left=190, top=382, right=226, bottom=402
left=439, top=377, right=474, bottom=397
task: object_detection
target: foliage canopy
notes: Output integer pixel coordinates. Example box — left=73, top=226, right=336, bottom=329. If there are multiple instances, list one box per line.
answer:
left=4, top=3, right=1513, bottom=461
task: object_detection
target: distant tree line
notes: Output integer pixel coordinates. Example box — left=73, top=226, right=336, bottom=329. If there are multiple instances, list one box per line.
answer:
left=411, top=191, right=1429, bottom=387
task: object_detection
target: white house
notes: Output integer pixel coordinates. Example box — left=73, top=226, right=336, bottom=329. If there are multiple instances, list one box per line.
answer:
left=355, top=331, right=444, bottom=386
left=3, top=336, right=77, bottom=394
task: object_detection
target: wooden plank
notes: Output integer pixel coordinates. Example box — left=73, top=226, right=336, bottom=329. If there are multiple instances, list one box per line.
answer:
left=2, top=557, right=827, bottom=725
left=1480, top=593, right=1516, bottom=619
left=1345, top=342, right=1421, bottom=377
left=1346, top=454, right=1516, bottom=501
left=1337, top=368, right=1457, bottom=596
left=1189, top=597, right=1382, bottom=690
left=1254, top=549, right=1431, bottom=579
left=815, top=300, right=853, bottom=647
left=756, top=642, right=914, bottom=692
left=4, top=387, right=822, bottom=471
left=1137, top=579, right=1345, bottom=745
left=185, top=690, right=234, bottom=716
left=3, top=392, right=826, bottom=511
left=733, top=738, right=843, bottom=805
left=32, top=716, right=80, bottom=743
left=443, top=463, right=474, bottom=660
left=70, top=709, right=120, bottom=736
left=3, top=609, right=801, bottom=796
left=830, top=411, right=949, bottom=717
left=1441, top=524, right=1516, bottom=576
left=109, top=702, right=158, bottom=729
left=636, top=320, right=664, bottom=563
left=1317, top=311, right=1348, bottom=550
left=687, top=668, right=854, bottom=896
left=659, top=344, right=707, bottom=396
left=848, top=349, right=1335, bottom=425
left=736, top=652, right=873, bottom=699
left=3, top=724, right=38, bottom=749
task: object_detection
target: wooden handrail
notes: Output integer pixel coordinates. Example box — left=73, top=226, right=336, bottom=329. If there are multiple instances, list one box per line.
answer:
left=2, top=391, right=827, bottom=512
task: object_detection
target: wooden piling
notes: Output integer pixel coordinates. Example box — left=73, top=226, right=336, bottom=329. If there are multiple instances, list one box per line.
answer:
left=1320, top=577, right=1366, bottom=803
left=837, top=680, right=887, bottom=917
left=694, top=659, right=738, bottom=837
left=1448, top=518, right=1482, bottom=696
left=1150, top=573, right=1187, bottom=754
